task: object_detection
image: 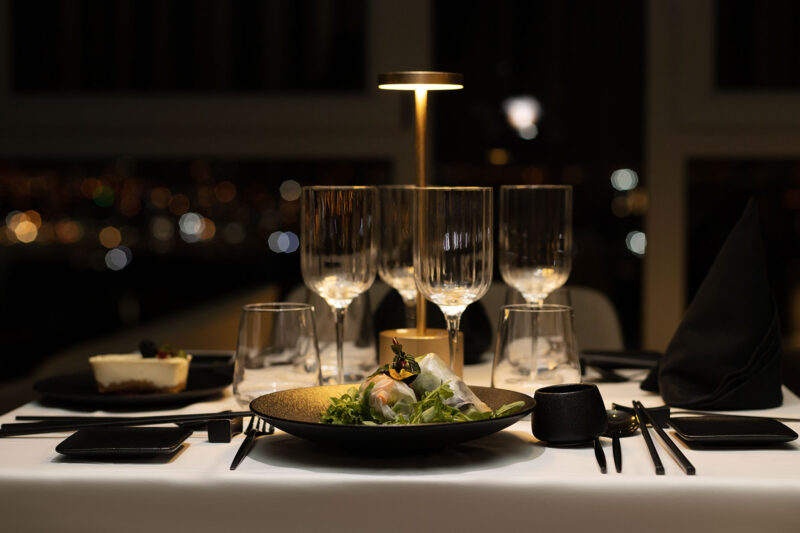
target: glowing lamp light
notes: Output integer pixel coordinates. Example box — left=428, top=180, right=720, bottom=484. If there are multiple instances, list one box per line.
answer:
left=268, top=231, right=299, bottom=254
left=378, top=71, right=463, bottom=91
left=626, top=231, right=647, bottom=256
left=378, top=71, right=464, bottom=189
left=279, top=180, right=302, bottom=201
left=611, top=169, right=639, bottom=191
left=378, top=71, right=463, bottom=336
left=105, top=246, right=132, bottom=271
left=99, top=226, right=122, bottom=249
left=503, top=95, right=541, bottom=140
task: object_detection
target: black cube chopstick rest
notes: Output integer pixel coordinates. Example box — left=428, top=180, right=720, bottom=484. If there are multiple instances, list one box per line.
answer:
left=207, top=417, right=243, bottom=443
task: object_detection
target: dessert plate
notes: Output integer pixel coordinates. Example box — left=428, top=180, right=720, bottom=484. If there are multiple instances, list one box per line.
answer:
left=33, top=367, right=231, bottom=409
left=250, top=385, right=535, bottom=452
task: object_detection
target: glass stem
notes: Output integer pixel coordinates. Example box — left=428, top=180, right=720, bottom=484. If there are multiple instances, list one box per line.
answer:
left=403, top=297, right=417, bottom=329
left=445, top=314, right=462, bottom=372
left=525, top=293, right=547, bottom=307
left=333, top=307, right=347, bottom=384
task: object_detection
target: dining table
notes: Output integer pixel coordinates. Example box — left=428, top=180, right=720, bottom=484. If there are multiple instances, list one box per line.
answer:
left=1, top=363, right=799, bottom=533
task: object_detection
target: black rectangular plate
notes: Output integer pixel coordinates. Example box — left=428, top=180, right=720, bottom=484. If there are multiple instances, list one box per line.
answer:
left=56, top=426, right=192, bottom=458
left=670, top=415, right=798, bottom=444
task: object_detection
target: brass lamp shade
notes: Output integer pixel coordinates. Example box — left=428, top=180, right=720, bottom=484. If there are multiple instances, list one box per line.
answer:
left=378, top=71, right=463, bottom=91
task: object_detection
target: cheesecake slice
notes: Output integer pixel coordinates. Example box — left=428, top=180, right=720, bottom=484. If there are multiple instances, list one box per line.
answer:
left=89, top=354, right=192, bottom=394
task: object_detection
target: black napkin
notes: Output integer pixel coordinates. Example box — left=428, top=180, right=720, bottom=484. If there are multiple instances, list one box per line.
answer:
left=641, top=199, right=783, bottom=410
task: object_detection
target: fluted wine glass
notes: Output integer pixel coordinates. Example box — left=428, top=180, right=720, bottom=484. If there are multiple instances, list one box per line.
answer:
left=499, top=185, right=572, bottom=306
left=301, top=186, right=378, bottom=384
left=414, top=187, right=493, bottom=372
left=377, top=185, right=417, bottom=327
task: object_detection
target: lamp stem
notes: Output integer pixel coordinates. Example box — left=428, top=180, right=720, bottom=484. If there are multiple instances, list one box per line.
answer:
left=414, top=89, right=428, bottom=187
left=414, top=89, right=428, bottom=335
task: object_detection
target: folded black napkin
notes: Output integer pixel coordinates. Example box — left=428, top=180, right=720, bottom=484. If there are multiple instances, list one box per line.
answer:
left=641, top=199, right=783, bottom=410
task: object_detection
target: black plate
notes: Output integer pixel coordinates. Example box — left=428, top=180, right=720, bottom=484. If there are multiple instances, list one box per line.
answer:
left=56, top=426, right=192, bottom=458
left=250, top=385, right=535, bottom=452
left=33, top=367, right=231, bottom=408
left=670, top=415, right=798, bottom=444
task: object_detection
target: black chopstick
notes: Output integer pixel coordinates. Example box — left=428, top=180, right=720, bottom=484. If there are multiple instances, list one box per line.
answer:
left=15, top=416, right=132, bottom=423
left=613, top=403, right=800, bottom=424
left=632, top=401, right=664, bottom=475
left=633, top=401, right=696, bottom=475
left=0, top=411, right=250, bottom=437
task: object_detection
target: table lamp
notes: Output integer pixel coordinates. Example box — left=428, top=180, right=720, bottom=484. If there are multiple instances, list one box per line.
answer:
left=377, top=71, right=466, bottom=373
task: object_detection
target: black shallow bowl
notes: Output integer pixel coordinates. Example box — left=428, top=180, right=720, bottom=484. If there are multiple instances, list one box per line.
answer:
left=250, top=385, right=535, bottom=452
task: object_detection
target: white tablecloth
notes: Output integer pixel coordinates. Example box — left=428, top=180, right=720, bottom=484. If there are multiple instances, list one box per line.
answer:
left=2, top=365, right=800, bottom=533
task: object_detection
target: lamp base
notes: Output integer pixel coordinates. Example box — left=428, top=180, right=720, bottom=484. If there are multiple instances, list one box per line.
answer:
left=379, top=328, right=463, bottom=377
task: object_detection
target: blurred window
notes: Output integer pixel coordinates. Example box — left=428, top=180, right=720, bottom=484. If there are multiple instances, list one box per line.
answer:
left=12, top=0, right=366, bottom=94
left=716, top=0, right=800, bottom=91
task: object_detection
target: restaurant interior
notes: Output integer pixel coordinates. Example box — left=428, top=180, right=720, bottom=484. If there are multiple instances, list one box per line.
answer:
left=2, top=2, right=800, bottom=531
left=2, top=0, right=798, bottom=406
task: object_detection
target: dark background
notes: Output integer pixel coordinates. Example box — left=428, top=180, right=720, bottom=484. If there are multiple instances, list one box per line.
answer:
left=1, top=0, right=798, bottom=383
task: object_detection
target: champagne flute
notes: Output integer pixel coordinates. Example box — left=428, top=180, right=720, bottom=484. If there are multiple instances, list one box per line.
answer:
left=499, top=185, right=572, bottom=306
left=377, top=185, right=417, bottom=328
left=300, top=186, right=378, bottom=384
left=414, top=187, right=493, bottom=372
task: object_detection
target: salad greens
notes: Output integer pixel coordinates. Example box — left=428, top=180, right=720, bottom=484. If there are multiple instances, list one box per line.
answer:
left=321, top=382, right=524, bottom=426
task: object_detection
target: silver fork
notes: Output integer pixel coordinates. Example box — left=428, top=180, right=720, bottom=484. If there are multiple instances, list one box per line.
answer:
left=229, top=416, right=274, bottom=470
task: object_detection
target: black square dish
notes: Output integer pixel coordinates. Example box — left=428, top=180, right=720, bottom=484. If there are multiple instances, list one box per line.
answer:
left=669, top=415, right=798, bottom=445
left=56, top=426, right=192, bottom=458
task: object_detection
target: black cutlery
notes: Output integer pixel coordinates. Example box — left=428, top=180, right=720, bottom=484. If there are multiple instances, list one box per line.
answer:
left=611, top=403, right=800, bottom=424
left=603, top=409, right=639, bottom=473
left=593, top=438, right=607, bottom=473
left=0, top=411, right=250, bottom=437
left=633, top=401, right=696, bottom=475
left=631, top=402, right=664, bottom=475
left=229, top=416, right=274, bottom=470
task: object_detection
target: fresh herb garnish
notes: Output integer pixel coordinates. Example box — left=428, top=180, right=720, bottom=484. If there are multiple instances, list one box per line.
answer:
left=320, top=383, right=376, bottom=425
left=368, top=338, right=421, bottom=384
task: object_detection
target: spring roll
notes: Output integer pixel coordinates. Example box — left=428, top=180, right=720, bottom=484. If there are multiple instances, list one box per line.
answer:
left=412, top=353, right=491, bottom=414
left=360, top=374, right=417, bottom=421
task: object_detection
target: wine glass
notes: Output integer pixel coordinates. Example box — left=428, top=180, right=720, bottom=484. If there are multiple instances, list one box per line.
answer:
left=414, top=187, right=493, bottom=372
left=300, top=186, right=378, bottom=384
left=233, top=303, right=322, bottom=407
left=491, top=303, right=580, bottom=394
left=499, top=185, right=572, bottom=306
left=377, top=185, right=417, bottom=328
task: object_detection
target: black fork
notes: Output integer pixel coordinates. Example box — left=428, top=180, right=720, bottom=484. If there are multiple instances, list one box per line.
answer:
left=229, top=416, right=274, bottom=470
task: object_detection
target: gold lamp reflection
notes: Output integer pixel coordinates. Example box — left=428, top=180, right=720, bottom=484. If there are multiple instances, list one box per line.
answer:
left=377, top=71, right=465, bottom=373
